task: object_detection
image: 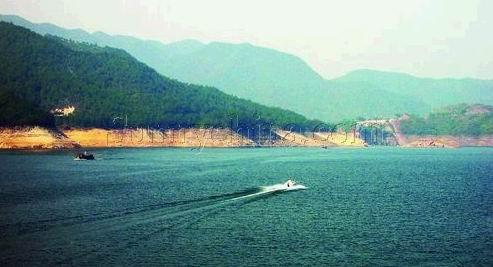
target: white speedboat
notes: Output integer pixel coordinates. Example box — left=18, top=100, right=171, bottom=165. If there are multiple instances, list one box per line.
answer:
left=260, top=180, right=307, bottom=192
left=283, top=179, right=306, bottom=190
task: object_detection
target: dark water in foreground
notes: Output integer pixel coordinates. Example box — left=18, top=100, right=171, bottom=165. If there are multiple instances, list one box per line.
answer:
left=0, top=147, right=492, bottom=266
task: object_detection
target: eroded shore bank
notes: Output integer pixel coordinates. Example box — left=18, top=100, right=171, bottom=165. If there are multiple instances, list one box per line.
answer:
left=2, top=127, right=492, bottom=150
left=0, top=127, right=366, bottom=149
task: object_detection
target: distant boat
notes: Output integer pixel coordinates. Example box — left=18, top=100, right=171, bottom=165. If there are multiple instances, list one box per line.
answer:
left=74, top=151, right=94, bottom=160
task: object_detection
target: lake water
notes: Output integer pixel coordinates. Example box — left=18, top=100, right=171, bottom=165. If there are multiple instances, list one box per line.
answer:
left=0, top=147, right=492, bottom=266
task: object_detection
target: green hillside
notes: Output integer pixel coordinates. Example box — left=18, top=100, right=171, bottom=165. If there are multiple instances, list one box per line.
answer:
left=0, top=90, right=55, bottom=127
left=400, top=104, right=493, bottom=136
left=0, top=22, right=318, bottom=130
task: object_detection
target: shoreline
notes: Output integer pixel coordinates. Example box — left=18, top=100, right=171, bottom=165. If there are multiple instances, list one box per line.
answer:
left=2, top=126, right=492, bottom=150
left=0, top=126, right=366, bottom=150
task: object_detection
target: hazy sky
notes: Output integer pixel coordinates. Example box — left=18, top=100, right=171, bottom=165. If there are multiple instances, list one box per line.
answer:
left=1, top=0, right=492, bottom=79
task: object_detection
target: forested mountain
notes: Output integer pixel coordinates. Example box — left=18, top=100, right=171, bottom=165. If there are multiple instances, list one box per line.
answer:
left=155, top=42, right=328, bottom=111
left=2, top=15, right=493, bottom=122
left=0, top=14, right=331, bottom=119
left=400, top=104, right=493, bottom=136
left=0, top=22, right=318, bottom=130
left=0, top=90, right=55, bottom=127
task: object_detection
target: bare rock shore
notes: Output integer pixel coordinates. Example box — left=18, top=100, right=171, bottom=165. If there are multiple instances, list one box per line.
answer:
left=0, top=127, right=254, bottom=149
left=0, top=127, right=368, bottom=150
left=0, top=127, right=80, bottom=149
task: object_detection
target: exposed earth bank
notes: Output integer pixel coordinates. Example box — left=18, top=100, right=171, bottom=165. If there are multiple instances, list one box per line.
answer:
left=2, top=126, right=491, bottom=150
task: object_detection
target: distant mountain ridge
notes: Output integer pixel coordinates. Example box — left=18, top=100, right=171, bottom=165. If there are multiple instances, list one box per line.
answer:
left=333, top=69, right=493, bottom=109
left=2, top=14, right=493, bottom=122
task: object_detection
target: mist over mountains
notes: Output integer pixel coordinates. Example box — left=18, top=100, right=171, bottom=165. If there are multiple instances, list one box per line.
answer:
left=2, top=14, right=493, bottom=122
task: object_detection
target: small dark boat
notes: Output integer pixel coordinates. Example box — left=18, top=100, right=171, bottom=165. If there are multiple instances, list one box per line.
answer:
left=74, top=151, right=95, bottom=160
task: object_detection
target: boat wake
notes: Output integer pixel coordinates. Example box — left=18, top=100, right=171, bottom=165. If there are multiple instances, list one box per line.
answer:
left=3, top=181, right=306, bottom=236
left=3, top=181, right=306, bottom=265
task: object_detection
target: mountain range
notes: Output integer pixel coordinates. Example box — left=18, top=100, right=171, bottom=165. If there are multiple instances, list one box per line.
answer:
left=2, top=14, right=493, bottom=122
left=0, top=22, right=316, bottom=130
